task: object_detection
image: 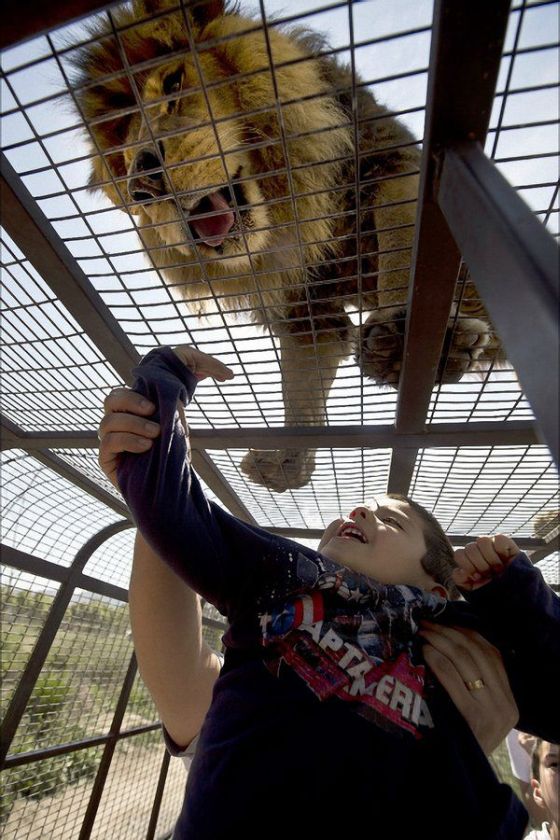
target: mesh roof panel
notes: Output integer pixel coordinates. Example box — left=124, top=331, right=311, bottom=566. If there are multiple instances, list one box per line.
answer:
left=1, top=450, right=124, bottom=565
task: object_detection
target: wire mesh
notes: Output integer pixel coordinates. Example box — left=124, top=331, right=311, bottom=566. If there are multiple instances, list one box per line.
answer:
left=8, top=588, right=132, bottom=755
left=1, top=745, right=105, bottom=839
left=409, top=444, right=559, bottom=537
left=81, top=527, right=137, bottom=588
left=89, top=731, right=168, bottom=839
left=0, top=450, right=124, bottom=565
left=0, top=229, right=123, bottom=433
left=1, top=568, right=60, bottom=717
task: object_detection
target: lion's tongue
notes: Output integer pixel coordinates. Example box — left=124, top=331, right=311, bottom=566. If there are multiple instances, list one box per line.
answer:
left=191, top=191, right=234, bottom=247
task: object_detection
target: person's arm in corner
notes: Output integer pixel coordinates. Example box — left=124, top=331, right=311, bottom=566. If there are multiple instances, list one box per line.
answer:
left=129, top=531, right=221, bottom=750
left=452, top=534, right=560, bottom=741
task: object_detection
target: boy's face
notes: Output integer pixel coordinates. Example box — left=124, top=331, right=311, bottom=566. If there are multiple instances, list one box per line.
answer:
left=318, top=496, right=444, bottom=595
left=533, top=742, right=559, bottom=829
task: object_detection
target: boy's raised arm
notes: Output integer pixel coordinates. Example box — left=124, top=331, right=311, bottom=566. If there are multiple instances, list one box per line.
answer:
left=116, top=345, right=275, bottom=614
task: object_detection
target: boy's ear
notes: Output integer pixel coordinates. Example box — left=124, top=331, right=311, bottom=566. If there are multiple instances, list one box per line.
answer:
left=531, top=778, right=544, bottom=808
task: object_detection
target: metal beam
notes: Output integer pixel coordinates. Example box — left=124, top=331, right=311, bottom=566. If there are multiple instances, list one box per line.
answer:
left=2, top=418, right=256, bottom=524
left=2, top=416, right=131, bottom=517
left=387, top=449, right=418, bottom=495
left=32, top=449, right=130, bottom=519
left=528, top=535, right=559, bottom=565
left=266, top=527, right=547, bottom=553
left=397, top=0, right=510, bottom=432
left=191, top=451, right=258, bottom=525
left=392, top=0, right=511, bottom=492
left=1, top=154, right=140, bottom=384
left=437, top=141, right=559, bottom=466
left=1, top=0, right=117, bottom=50
left=1, top=418, right=542, bottom=452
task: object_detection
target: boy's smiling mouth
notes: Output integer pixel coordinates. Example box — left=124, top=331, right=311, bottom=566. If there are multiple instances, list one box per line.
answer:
left=337, top=523, right=368, bottom=544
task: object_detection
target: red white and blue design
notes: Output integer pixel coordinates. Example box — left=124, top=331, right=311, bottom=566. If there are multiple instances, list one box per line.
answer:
left=258, top=554, right=447, bottom=737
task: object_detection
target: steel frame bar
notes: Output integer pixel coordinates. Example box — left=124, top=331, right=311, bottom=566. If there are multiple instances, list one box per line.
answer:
left=265, top=527, right=548, bottom=552
left=2, top=724, right=160, bottom=770
left=78, top=653, right=138, bottom=840
left=437, top=141, right=560, bottom=466
left=388, top=0, right=511, bottom=493
left=191, top=450, right=258, bottom=524
left=2, top=541, right=227, bottom=630
left=1, top=544, right=129, bottom=602
left=33, top=449, right=130, bottom=519
left=1, top=420, right=541, bottom=451
left=1, top=0, right=117, bottom=51
left=529, top=536, right=560, bottom=565
left=146, top=750, right=171, bottom=840
left=0, top=154, right=140, bottom=382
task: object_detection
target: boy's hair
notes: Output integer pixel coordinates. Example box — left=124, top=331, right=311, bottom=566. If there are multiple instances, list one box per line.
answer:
left=531, top=738, right=543, bottom=780
left=387, top=494, right=460, bottom=599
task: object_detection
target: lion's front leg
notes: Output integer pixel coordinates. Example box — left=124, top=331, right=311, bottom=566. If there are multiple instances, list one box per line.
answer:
left=240, top=314, right=353, bottom=492
left=372, top=171, right=419, bottom=311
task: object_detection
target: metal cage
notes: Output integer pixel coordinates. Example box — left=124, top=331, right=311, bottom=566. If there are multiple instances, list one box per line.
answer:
left=1, top=0, right=558, bottom=837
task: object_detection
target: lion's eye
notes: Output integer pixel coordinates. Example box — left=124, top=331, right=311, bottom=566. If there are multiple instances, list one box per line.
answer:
left=163, top=67, right=184, bottom=107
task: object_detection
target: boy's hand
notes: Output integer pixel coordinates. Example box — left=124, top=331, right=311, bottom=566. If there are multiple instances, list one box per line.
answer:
left=98, top=347, right=234, bottom=489
left=172, top=345, right=234, bottom=382
left=452, top=534, right=519, bottom=590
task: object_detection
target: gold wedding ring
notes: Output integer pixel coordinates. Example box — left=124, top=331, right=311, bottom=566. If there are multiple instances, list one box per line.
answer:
left=465, top=678, right=485, bottom=691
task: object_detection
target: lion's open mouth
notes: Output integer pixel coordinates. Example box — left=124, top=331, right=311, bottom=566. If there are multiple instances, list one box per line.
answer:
left=187, top=181, right=246, bottom=249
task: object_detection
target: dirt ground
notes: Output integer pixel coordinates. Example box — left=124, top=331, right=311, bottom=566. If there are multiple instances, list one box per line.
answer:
left=3, top=745, right=188, bottom=840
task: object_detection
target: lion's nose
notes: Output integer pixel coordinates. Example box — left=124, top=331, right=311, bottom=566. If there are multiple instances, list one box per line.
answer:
left=128, top=149, right=166, bottom=202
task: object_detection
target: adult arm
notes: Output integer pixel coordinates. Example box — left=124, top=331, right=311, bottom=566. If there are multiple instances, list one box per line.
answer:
left=129, top=531, right=221, bottom=750
left=420, top=624, right=519, bottom=755
left=453, top=538, right=560, bottom=741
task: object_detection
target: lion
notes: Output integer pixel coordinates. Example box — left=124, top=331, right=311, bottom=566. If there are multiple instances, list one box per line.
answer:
left=71, top=0, right=502, bottom=492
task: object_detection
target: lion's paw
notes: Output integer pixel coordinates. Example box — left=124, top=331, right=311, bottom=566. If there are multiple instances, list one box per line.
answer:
left=355, top=308, right=405, bottom=387
left=441, top=317, right=491, bottom=382
left=356, top=309, right=492, bottom=386
left=240, top=449, right=316, bottom=493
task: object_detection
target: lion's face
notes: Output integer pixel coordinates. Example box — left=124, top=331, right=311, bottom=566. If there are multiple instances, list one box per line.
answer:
left=123, top=55, right=273, bottom=270
left=77, top=3, right=351, bottom=280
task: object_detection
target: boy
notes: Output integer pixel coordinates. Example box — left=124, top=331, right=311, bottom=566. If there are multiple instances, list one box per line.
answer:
left=117, top=345, right=560, bottom=840
left=525, top=740, right=559, bottom=840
